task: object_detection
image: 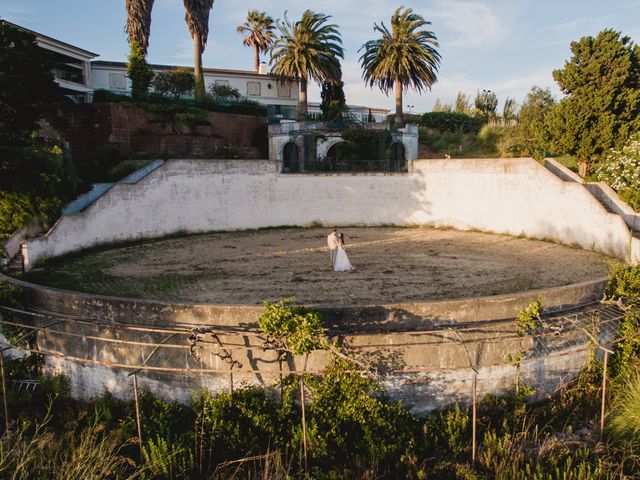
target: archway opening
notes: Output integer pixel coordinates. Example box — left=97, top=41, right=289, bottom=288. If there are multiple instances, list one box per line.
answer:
left=389, top=142, right=406, bottom=172
left=282, top=142, right=300, bottom=173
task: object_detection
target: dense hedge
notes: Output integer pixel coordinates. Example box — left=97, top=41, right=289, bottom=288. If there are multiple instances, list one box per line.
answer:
left=93, top=89, right=267, bottom=117
left=420, top=111, right=484, bottom=133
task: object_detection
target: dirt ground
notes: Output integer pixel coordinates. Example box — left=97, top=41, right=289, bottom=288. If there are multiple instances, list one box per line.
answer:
left=27, top=227, right=612, bottom=306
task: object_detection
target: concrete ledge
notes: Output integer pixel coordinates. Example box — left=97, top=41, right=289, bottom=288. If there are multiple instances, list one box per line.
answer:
left=0, top=272, right=607, bottom=330
left=544, top=158, right=583, bottom=183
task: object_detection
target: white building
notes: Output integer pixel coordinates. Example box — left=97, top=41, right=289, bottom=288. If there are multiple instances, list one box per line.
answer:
left=307, top=102, right=390, bottom=123
left=4, top=21, right=98, bottom=103
left=91, top=60, right=299, bottom=119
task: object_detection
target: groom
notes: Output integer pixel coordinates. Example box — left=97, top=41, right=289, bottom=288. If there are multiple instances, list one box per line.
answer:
left=327, top=228, right=339, bottom=268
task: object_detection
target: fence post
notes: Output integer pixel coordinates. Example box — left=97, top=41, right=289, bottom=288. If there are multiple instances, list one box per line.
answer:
left=600, top=349, right=609, bottom=442
left=0, top=352, right=9, bottom=432
left=472, top=373, right=477, bottom=466
left=132, top=374, right=143, bottom=456
left=300, top=376, right=308, bottom=473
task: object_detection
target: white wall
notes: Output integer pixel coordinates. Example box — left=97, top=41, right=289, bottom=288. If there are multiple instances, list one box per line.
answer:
left=24, top=158, right=635, bottom=269
left=90, top=63, right=298, bottom=108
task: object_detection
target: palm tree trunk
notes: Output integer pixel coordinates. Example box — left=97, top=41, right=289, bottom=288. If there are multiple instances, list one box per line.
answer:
left=194, top=34, right=204, bottom=100
left=298, top=78, right=308, bottom=119
left=253, top=44, right=260, bottom=72
left=395, top=82, right=403, bottom=126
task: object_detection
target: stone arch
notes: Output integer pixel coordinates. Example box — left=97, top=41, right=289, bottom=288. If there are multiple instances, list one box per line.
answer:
left=389, top=142, right=406, bottom=172
left=282, top=142, right=300, bottom=173
left=316, top=136, right=345, bottom=160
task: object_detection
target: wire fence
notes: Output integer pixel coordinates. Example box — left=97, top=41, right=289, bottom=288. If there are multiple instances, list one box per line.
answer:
left=0, top=299, right=632, bottom=466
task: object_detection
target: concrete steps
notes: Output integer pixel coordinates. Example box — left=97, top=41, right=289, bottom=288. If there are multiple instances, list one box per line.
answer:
left=7, top=252, right=24, bottom=274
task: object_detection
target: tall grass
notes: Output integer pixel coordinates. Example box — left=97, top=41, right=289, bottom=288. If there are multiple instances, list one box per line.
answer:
left=609, top=368, right=640, bottom=443
left=0, top=412, right=142, bottom=480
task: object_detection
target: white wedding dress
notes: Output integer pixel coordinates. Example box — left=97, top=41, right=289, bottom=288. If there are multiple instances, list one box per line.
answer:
left=333, top=246, right=354, bottom=272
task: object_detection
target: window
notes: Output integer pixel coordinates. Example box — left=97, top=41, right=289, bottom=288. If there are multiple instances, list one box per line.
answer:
left=109, top=73, right=127, bottom=90
left=277, top=82, right=292, bottom=98
left=214, top=79, right=229, bottom=86
left=247, top=81, right=261, bottom=96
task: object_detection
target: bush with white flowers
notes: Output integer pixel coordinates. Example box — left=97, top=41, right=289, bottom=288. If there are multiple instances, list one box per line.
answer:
left=594, top=135, right=640, bottom=211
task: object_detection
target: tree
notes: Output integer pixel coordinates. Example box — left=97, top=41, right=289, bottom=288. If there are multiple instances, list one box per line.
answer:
left=516, top=86, right=555, bottom=158
left=359, top=7, right=441, bottom=126
left=545, top=29, right=640, bottom=175
left=127, top=41, right=154, bottom=100
left=320, top=73, right=346, bottom=122
left=454, top=91, right=472, bottom=115
left=0, top=21, right=59, bottom=146
left=208, top=83, right=241, bottom=102
left=270, top=10, right=344, bottom=117
left=125, top=0, right=155, bottom=98
left=151, top=68, right=195, bottom=98
left=432, top=98, right=451, bottom=112
left=236, top=10, right=276, bottom=72
left=183, top=0, right=215, bottom=100
left=474, top=89, right=497, bottom=120
left=502, top=97, right=517, bottom=123
left=0, top=21, right=79, bottom=238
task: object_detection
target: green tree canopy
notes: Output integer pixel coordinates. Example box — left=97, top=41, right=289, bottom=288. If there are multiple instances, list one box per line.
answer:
left=320, top=74, right=346, bottom=122
left=0, top=21, right=59, bottom=146
left=359, top=7, right=441, bottom=126
left=454, top=91, right=472, bottom=115
left=474, top=89, right=497, bottom=120
left=545, top=29, right=640, bottom=174
left=270, top=10, right=344, bottom=117
left=515, top=86, right=556, bottom=159
left=152, top=68, right=195, bottom=98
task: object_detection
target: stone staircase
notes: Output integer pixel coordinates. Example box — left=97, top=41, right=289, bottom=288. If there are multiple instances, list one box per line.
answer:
left=6, top=251, right=24, bottom=274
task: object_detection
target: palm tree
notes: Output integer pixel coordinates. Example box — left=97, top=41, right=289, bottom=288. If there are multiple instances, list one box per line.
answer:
left=236, top=10, right=276, bottom=72
left=359, top=7, right=441, bottom=126
left=125, top=0, right=155, bottom=98
left=125, top=0, right=155, bottom=54
left=183, top=0, right=215, bottom=100
left=270, top=10, right=344, bottom=117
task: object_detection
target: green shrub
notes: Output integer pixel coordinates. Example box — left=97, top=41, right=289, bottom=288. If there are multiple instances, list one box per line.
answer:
left=152, top=68, right=195, bottom=99
left=516, top=297, right=542, bottom=335
left=593, top=134, right=640, bottom=211
left=127, top=41, right=153, bottom=100
left=259, top=297, right=327, bottom=355
left=420, top=111, right=483, bottom=133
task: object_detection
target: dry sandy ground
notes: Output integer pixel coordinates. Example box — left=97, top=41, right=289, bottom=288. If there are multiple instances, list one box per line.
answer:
left=39, top=227, right=612, bottom=305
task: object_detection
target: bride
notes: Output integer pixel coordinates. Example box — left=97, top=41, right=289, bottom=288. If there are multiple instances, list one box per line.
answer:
left=333, top=233, right=354, bottom=272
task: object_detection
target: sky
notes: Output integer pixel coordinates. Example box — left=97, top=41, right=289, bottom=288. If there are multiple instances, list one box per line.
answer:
left=2, top=0, right=639, bottom=113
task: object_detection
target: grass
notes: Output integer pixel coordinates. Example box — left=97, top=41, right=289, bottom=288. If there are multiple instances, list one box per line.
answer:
left=553, top=155, right=580, bottom=173
left=419, top=125, right=511, bottom=158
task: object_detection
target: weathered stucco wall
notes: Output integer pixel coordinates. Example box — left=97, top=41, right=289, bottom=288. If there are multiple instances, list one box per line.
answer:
left=1, top=273, right=610, bottom=411
left=23, top=157, right=634, bottom=269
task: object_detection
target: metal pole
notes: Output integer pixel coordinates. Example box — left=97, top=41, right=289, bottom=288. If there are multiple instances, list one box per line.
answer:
left=133, top=374, right=143, bottom=456
left=600, top=350, right=609, bottom=442
left=300, top=376, right=308, bottom=473
left=472, top=373, right=477, bottom=465
left=0, top=353, right=9, bottom=432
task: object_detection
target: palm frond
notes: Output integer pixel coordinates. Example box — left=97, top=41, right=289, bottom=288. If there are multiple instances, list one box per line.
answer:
left=125, top=0, right=155, bottom=53
left=183, top=0, right=215, bottom=51
left=269, top=9, right=344, bottom=84
left=359, top=6, right=441, bottom=95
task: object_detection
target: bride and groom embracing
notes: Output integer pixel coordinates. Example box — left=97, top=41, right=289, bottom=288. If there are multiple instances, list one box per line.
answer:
left=327, top=229, right=355, bottom=272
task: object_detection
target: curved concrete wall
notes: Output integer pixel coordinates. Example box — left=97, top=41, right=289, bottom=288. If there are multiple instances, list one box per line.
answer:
left=0, top=274, right=611, bottom=411
left=24, top=157, right=634, bottom=269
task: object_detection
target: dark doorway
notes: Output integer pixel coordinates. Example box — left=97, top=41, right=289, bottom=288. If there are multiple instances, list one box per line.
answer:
left=282, top=142, right=300, bottom=173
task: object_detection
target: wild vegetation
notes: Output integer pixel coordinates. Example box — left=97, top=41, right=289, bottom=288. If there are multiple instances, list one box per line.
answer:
left=0, top=265, right=639, bottom=478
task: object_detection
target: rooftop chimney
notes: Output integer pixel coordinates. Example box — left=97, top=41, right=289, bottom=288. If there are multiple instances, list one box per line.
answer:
left=258, top=62, right=268, bottom=75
